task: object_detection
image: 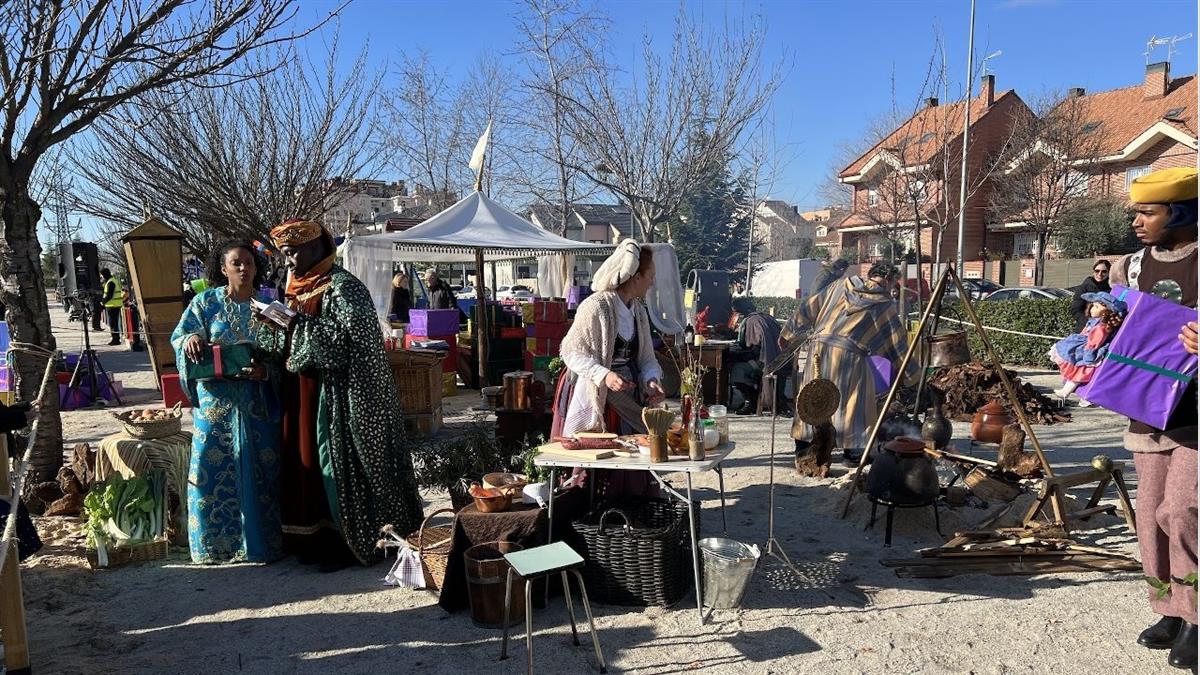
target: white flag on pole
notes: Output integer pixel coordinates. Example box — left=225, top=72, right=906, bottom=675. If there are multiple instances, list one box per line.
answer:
left=468, top=121, right=492, bottom=174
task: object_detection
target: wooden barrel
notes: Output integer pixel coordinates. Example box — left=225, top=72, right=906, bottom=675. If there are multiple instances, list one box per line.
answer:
left=464, top=541, right=525, bottom=628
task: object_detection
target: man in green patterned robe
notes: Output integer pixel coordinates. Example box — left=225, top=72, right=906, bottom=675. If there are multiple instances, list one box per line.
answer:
left=257, top=219, right=422, bottom=571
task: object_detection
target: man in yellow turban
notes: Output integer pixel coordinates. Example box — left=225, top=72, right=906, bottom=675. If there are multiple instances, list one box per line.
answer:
left=1109, top=167, right=1197, bottom=669
left=256, top=219, right=422, bottom=572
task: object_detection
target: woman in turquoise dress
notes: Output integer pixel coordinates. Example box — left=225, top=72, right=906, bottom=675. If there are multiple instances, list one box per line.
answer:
left=171, top=241, right=282, bottom=564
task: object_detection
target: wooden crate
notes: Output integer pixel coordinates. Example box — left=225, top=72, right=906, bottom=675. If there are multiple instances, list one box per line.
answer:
left=403, top=410, right=443, bottom=437
left=388, top=350, right=442, bottom=414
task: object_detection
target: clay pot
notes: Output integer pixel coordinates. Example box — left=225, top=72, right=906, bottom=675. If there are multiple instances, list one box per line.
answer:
left=866, top=436, right=940, bottom=505
left=970, top=400, right=1012, bottom=444
left=920, top=397, right=953, bottom=450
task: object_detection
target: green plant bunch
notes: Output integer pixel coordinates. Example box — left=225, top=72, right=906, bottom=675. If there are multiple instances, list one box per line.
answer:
left=942, top=297, right=1076, bottom=367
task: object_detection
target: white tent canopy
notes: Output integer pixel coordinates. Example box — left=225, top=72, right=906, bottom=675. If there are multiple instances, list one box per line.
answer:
left=343, top=191, right=615, bottom=318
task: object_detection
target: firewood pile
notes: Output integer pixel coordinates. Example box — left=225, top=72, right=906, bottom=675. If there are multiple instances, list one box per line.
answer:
left=894, top=362, right=1070, bottom=425
left=881, top=524, right=1139, bottom=578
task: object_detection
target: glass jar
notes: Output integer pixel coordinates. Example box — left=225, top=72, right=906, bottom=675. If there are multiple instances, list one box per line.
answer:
left=707, top=404, right=729, bottom=445
left=702, top=420, right=719, bottom=450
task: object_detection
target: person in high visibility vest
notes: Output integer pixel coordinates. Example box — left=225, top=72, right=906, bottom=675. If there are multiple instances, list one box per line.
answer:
left=100, top=268, right=124, bottom=345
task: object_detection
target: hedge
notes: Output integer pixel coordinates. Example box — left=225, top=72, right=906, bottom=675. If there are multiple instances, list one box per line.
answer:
left=941, top=297, right=1075, bottom=367
left=747, top=295, right=1075, bottom=368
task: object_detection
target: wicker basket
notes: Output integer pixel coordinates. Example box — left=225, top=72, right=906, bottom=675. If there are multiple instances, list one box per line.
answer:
left=571, top=498, right=696, bottom=607
left=388, top=350, right=442, bottom=415
left=86, top=537, right=170, bottom=569
left=406, top=508, right=455, bottom=592
left=114, top=403, right=183, bottom=439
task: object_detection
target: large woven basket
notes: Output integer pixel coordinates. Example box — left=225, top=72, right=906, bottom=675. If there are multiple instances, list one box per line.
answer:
left=406, top=508, right=455, bottom=592
left=571, top=498, right=695, bottom=607
left=114, top=403, right=183, bottom=439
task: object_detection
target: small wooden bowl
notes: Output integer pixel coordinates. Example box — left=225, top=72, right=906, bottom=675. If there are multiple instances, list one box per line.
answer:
left=473, top=492, right=513, bottom=513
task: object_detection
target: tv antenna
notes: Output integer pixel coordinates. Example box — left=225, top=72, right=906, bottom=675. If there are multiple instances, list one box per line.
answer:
left=1145, top=33, right=1193, bottom=65
left=981, top=50, right=1002, bottom=76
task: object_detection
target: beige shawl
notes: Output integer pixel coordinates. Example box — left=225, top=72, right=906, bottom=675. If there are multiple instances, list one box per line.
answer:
left=560, top=290, right=656, bottom=433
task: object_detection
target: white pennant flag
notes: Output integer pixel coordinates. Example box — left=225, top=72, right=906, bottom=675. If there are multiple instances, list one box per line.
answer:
left=468, top=121, right=492, bottom=174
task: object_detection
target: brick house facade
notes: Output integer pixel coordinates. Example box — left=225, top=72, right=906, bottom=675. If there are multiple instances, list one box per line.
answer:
left=833, top=75, right=1032, bottom=264
left=989, top=61, right=1196, bottom=257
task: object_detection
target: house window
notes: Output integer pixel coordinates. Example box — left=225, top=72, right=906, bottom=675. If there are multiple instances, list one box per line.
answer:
left=867, top=187, right=879, bottom=207
left=516, top=265, right=532, bottom=278
left=1064, top=170, right=1089, bottom=198
left=1125, top=165, right=1152, bottom=191
left=815, top=225, right=828, bottom=238
left=1013, top=232, right=1039, bottom=257
left=912, top=179, right=928, bottom=202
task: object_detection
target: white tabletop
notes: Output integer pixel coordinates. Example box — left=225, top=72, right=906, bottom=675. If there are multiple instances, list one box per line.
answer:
left=534, top=442, right=735, bottom=474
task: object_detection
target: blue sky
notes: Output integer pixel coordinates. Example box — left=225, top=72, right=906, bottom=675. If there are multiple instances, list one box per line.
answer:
left=68, top=0, right=1198, bottom=241
left=296, top=0, right=1196, bottom=210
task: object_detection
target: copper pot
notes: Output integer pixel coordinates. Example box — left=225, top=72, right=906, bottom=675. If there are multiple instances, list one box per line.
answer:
left=970, top=400, right=1012, bottom=444
left=926, top=331, right=971, bottom=367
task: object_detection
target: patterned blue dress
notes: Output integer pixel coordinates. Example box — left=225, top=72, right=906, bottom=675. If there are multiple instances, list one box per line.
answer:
left=171, top=287, right=283, bottom=564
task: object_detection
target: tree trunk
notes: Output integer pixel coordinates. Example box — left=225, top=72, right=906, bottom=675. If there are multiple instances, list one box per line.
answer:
left=0, top=188, right=63, bottom=483
left=1034, top=231, right=1049, bottom=286
left=912, top=220, right=924, bottom=313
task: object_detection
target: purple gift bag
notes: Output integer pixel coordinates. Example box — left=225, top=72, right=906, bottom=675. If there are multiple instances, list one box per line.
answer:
left=1078, top=285, right=1198, bottom=429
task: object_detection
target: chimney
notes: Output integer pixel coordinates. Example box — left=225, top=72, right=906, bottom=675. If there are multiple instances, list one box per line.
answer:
left=1144, top=61, right=1170, bottom=99
left=980, top=74, right=995, bottom=106
left=1068, top=87, right=1085, bottom=98
left=924, top=97, right=938, bottom=108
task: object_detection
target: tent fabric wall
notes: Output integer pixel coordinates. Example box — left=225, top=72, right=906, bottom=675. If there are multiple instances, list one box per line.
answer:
left=643, top=243, right=686, bottom=339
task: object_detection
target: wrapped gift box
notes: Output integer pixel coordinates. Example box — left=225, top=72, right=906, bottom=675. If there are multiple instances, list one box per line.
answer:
left=566, top=286, right=592, bottom=310
left=408, top=309, right=460, bottom=337
left=1078, top=285, right=1198, bottom=429
left=526, top=337, right=561, bottom=355
left=183, top=343, right=255, bottom=381
left=522, top=300, right=567, bottom=324
left=533, top=322, right=568, bottom=340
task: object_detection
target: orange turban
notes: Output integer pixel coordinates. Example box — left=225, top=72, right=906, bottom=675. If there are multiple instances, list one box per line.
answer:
left=270, top=219, right=326, bottom=248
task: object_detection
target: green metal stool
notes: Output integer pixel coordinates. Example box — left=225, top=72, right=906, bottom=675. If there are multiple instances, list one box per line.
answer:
left=499, top=541, right=606, bottom=674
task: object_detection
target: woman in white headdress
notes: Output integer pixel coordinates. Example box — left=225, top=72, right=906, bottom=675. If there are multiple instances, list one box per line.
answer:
left=551, top=239, right=666, bottom=439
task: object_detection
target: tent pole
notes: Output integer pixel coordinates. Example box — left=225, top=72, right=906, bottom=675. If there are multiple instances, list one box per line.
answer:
left=476, top=248, right=487, bottom=388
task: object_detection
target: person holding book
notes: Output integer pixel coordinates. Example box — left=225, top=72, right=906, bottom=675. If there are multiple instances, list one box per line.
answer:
left=170, top=240, right=282, bottom=564
left=256, top=219, right=422, bottom=572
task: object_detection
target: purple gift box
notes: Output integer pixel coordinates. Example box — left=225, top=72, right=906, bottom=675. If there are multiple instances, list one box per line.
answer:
left=526, top=324, right=536, bottom=337
left=408, top=309, right=459, bottom=337
left=1078, top=285, right=1198, bottom=429
left=566, top=286, right=592, bottom=310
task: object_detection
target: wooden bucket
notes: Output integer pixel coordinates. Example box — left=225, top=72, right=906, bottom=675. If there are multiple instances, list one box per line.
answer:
left=464, top=541, right=525, bottom=628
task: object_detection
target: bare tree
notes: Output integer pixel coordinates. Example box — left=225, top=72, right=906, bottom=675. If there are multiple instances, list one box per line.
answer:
left=990, top=91, right=1103, bottom=285
left=508, top=0, right=606, bottom=235
left=558, top=6, right=783, bottom=242
left=0, top=0, right=321, bottom=480
left=382, top=52, right=474, bottom=210
left=76, top=44, right=384, bottom=261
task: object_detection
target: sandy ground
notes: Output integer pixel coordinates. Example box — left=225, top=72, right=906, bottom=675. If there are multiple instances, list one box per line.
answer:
left=12, top=307, right=1174, bottom=674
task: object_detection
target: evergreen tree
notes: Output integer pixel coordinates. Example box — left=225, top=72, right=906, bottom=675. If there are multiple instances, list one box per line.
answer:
left=668, top=152, right=757, bottom=285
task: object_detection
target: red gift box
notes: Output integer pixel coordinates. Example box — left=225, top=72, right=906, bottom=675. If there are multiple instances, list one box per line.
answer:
left=161, top=373, right=192, bottom=409
left=533, top=300, right=567, bottom=324
left=533, top=322, right=568, bottom=340
left=526, top=337, right=561, bottom=355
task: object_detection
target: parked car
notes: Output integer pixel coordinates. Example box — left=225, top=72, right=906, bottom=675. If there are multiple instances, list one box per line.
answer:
left=980, top=286, right=1072, bottom=302
left=941, top=278, right=1003, bottom=302
left=455, top=285, right=491, bottom=299
left=496, top=284, right=534, bottom=301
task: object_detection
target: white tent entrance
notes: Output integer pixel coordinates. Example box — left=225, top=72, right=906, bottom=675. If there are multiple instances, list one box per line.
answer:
left=343, top=191, right=614, bottom=386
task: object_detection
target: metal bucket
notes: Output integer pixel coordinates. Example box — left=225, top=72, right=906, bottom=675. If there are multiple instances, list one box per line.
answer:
left=699, top=537, right=760, bottom=610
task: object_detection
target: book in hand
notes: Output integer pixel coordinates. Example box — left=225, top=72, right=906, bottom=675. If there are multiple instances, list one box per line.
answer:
left=252, top=299, right=297, bottom=329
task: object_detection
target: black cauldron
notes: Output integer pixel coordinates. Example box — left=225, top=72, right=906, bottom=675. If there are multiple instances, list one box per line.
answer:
left=866, top=436, right=940, bottom=506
